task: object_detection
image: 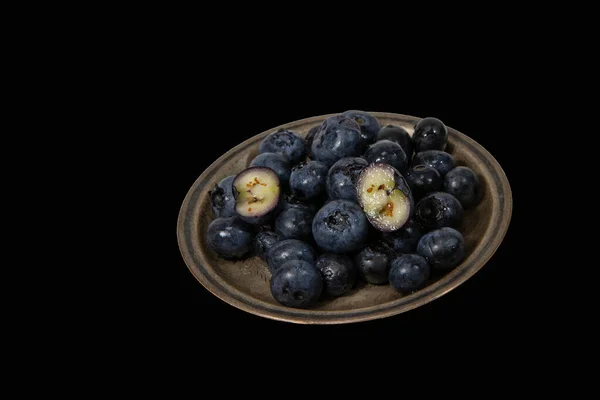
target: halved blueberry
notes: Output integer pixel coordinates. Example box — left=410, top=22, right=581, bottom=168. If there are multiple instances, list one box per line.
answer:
left=356, top=163, right=414, bottom=232
left=232, top=166, right=281, bottom=225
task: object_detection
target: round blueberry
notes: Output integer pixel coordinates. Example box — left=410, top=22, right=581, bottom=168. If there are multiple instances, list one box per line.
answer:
left=341, top=110, right=381, bottom=149
left=417, top=227, right=465, bottom=270
left=404, top=164, right=442, bottom=200
left=413, top=150, right=455, bottom=177
left=305, top=126, right=319, bottom=159
left=381, top=218, right=422, bottom=253
left=376, top=125, right=413, bottom=162
left=259, top=128, right=306, bottom=165
left=250, top=152, right=292, bottom=187
left=275, top=206, right=314, bottom=241
left=254, top=231, right=280, bottom=261
left=209, top=175, right=237, bottom=218
left=206, top=216, right=255, bottom=259
left=354, top=242, right=394, bottom=284
left=389, top=254, right=431, bottom=294
left=312, top=200, right=369, bottom=253
left=270, top=260, right=323, bottom=308
left=279, top=192, right=319, bottom=214
left=315, top=253, right=356, bottom=297
left=311, top=115, right=363, bottom=167
left=443, top=166, right=483, bottom=209
left=415, top=192, right=464, bottom=230
left=289, top=160, right=328, bottom=201
left=266, top=239, right=316, bottom=274
left=326, top=157, right=369, bottom=202
left=364, top=140, right=409, bottom=173
left=413, top=117, right=448, bottom=152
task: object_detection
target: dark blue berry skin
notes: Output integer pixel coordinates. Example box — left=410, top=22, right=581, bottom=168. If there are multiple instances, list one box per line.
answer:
left=381, top=218, right=422, bottom=254
left=364, top=140, right=409, bottom=173
left=250, top=152, right=291, bottom=186
left=417, top=227, right=465, bottom=270
left=353, top=242, right=394, bottom=284
left=270, top=260, right=323, bottom=308
left=415, top=192, right=464, bottom=230
left=259, top=128, right=306, bottom=165
left=326, top=157, right=369, bottom=203
left=312, top=200, right=369, bottom=254
left=404, top=164, right=442, bottom=200
left=341, top=110, right=381, bottom=150
left=310, top=115, right=363, bottom=167
left=389, top=254, right=431, bottom=294
left=209, top=175, right=237, bottom=218
left=413, top=117, right=448, bottom=152
left=305, top=126, right=319, bottom=159
left=413, top=150, right=456, bottom=177
left=376, top=125, right=413, bottom=163
left=206, top=216, right=255, bottom=260
left=315, top=254, right=356, bottom=297
left=279, top=192, right=319, bottom=214
left=266, top=239, right=316, bottom=274
left=289, top=161, right=328, bottom=201
left=443, top=166, right=483, bottom=209
left=254, top=231, right=280, bottom=261
left=275, top=207, right=314, bottom=241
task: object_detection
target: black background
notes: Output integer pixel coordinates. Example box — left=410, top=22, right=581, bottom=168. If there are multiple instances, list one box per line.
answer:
left=160, top=73, right=525, bottom=345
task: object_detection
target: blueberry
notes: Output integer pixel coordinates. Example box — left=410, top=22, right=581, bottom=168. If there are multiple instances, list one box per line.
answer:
left=413, top=117, right=448, bottom=152
left=270, top=260, right=323, bottom=308
left=443, top=166, right=483, bottom=209
left=279, top=192, right=319, bottom=214
left=413, top=150, right=456, bottom=177
left=376, top=124, right=413, bottom=162
left=404, top=164, right=442, bottom=200
left=275, top=206, right=314, bottom=241
left=311, top=115, right=363, bottom=167
left=381, top=218, right=422, bottom=253
left=206, top=216, right=255, bottom=260
left=415, top=192, right=464, bottom=230
left=289, top=160, right=328, bottom=201
left=305, top=126, right=319, bottom=159
left=232, top=166, right=281, bottom=225
left=389, top=254, right=431, bottom=294
left=209, top=175, right=236, bottom=218
left=417, top=227, right=465, bottom=270
left=364, top=140, right=409, bottom=173
left=355, top=163, right=414, bottom=232
left=312, top=200, right=369, bottom=253
left=354, top=242, right=394, bottom=284
left=259, top=128, right=306, bottom=165
left=326, top=157, right=369, bottom=202
left=254, top=231, right=280, bottom=261
left=266, top=239, right=316, bottom=273
left=315, top=253, right=356, bottom=297
left=250, top=152, right=292, bottom=186
left=341, top=110, right=381, bottom=149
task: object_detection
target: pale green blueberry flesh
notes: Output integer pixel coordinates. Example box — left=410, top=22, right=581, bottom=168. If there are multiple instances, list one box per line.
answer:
left=357, top=163, right=411, bottom=232
left=233, top=167, right=280, bottom=219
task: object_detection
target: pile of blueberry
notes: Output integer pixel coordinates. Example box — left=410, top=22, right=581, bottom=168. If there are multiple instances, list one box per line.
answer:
left=206, top=111, right=482, bottom=309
